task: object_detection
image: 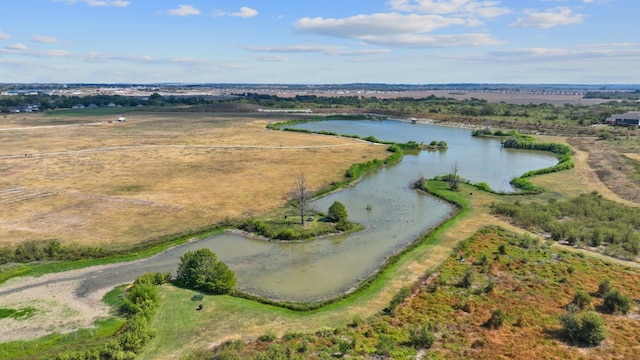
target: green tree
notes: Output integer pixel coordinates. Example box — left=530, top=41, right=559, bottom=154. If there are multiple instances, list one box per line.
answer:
left=176, top=249, right=236, bottom=294
left=327, top=201, right=348, bottom=223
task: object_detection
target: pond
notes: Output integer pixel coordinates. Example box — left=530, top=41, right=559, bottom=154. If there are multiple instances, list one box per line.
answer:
left=77, top=120, right=558, bottom=302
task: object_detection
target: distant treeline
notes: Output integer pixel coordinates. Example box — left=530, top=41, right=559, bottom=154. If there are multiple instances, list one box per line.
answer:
left=584, top=91, right=640, bottom=100
left=0, top=93, right=215, bottom=112
left=4, top=92, right=640, bottom=128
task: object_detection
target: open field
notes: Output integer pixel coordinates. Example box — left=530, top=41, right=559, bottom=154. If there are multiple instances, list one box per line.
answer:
left=0, top=112, right=389, bottom=247
left=1, top=112, right=639, bottom=358
left=259, top=89, right=610, bottom=105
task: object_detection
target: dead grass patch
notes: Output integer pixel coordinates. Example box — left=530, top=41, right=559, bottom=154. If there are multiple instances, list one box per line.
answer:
left=0, top=113, right=389, bottom=247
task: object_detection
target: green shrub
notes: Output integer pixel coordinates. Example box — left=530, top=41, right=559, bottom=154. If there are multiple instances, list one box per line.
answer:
left=486, top=309, right=505, bottom=329
left=386, top=286, right=411, bottom=315
left=123, top=283, right=159, bottom=316
left=602, top=289, right=631, bottom=314
left=459, top=267, right=474, bottom=289
left=474, top=182, right=492, bottom=192
left=134, top=272, right=171, bottom=286
left=258, top=331, right=277, bottom=342
left=408, top=324, right=436, bottom=349
left=571, top=290, right=592, bottom=310
left=560, top=311, right=606, bottom=346
left=375, top=335, right=396, bottom=356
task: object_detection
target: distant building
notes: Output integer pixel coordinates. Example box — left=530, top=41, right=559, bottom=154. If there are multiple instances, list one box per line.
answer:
left=605, top=112, right=640, bottom=127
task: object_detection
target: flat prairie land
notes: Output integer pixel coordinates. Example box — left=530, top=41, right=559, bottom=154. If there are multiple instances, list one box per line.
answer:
left=0, top=112, right=389, bottom=247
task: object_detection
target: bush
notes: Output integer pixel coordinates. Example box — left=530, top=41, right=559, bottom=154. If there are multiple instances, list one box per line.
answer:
left=176, top=249, right=236, bottom=294
left=386, top=286, right=411, bottom=315
left=560, top=311, right=606, bottom=346
left=258, top=331, right=277, bottom=342
left=486, top=309, right=505, bottom=329
left=602, top=289, right=631, bottom=314
left=597, top=278, right=612, bottom=296
left=123, top=283, right=159, bottom=316
left=571, top=290, right=592, bottom=310
left=459, top=268, right=474, bottom=289
left=134, top=272, right=171, bottom=286
left=408, top=324, right=436, bottom=349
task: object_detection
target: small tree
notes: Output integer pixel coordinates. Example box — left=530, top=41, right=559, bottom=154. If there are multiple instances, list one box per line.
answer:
left=447, top=161, right=461, bottom=191
left=176, top=249, right=236, bottom=294
left=291, top=173, right=314, bottom=226
left=327, top=201, right=348, bottom=223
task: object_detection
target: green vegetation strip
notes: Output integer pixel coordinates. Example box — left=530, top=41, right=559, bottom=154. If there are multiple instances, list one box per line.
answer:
left=0, top=225, right=228, bottom=285
left=0, top=307, right=37, bottom=320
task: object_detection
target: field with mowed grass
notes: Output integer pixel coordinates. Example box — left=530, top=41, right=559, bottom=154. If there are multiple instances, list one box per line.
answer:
left=0, top=112, right=389, bottom=248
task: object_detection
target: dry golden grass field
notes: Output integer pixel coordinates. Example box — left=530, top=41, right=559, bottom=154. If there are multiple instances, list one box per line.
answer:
left=0, top=112, right=389, bottom=247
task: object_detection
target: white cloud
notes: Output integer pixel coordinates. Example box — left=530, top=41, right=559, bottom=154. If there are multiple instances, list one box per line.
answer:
left=247, top=44, right=391, bottom=56
left=294, top=13, right=501, bottom=48
left=389, top=0, right=511, bottom=17
left=32, top=35, right=59, bottom=44
left=167, top=5, right=201, bottom=16
left=295, top=13, right=466, bottom=38
left=6, top=43, right=28, bottom=51
left=251, top=55, right=289, bottom=62
left=54, top=0, right=129, bottom=7
left=361, top=33, right=503, bottom=47
left=511, top=7, right=585, bottom=29
left=231, top=7, right=258, bottom=18
left=479, top=43, right=640, bottom=62
left=0, top=29, right=10, bottom=40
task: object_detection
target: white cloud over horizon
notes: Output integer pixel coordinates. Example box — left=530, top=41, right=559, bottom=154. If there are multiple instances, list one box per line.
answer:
left=231, top=7, right=258, bottom=18
left=32, top=35, right=59, bottom=44
left=389, top=0, right=511, bottom=18
left=167, top=5, right=202, bottom=16
left=511, top=7, right=585, bottom=29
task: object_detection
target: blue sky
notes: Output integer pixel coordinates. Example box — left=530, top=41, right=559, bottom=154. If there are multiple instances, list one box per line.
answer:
left=1, top=0, right=638, bottom=84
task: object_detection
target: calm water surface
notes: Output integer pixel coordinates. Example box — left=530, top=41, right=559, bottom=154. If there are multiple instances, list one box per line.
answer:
left=78, top=120, right=558, bottom=302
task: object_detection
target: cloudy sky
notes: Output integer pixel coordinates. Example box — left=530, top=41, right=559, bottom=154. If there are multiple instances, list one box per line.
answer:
left=1, top=0, right=638, bottom=84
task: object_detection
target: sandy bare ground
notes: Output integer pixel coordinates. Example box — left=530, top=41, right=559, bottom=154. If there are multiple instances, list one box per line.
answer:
left=0, top=266, right=115, bottom=342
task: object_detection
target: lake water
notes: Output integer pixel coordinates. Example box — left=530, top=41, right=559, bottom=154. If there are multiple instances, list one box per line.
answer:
left=76, top=120, right=558, bottom=302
